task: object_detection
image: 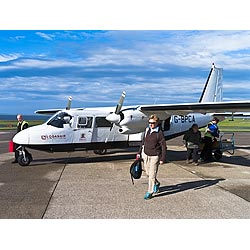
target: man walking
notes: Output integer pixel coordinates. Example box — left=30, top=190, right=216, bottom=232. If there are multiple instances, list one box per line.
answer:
left=12, top=114, right=29, bottom=163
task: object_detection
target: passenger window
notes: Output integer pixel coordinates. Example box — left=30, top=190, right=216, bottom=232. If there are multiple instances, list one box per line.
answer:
left=95, top=117, right=112, bottom=128
left=78, top=117, right=93, bottom=129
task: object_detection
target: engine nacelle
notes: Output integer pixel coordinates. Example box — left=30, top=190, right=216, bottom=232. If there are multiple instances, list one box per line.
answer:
left=106, top=107, right=148, bottom=134
left=118, top=125, right=146, bottom=134
left=120, top=109, right=147, bottom=124
left=118, top=126, right=131, bottom=134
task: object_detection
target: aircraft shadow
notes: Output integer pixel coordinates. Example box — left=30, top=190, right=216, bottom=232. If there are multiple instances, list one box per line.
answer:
left=236, top=146, right=250, bottom=150
left=154, top=178, right=225, bottom=198
left=167, top=148, right=250, bottom=168
left=28, top=147, right=249, bottom=167
left=66, top=153, right=135, bottom=164
left=167, top=149, right=188, bottom=161
left=215, top=155, right=250, bottom=168
left=30, top=152, right=136, bottom=166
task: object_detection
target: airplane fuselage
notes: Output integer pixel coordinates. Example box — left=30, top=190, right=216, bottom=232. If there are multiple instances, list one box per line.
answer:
left=13, top=107, right=213, bottom=153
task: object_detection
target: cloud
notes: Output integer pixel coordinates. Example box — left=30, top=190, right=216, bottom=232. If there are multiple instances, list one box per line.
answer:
left=35, top=32, right=55, bottom=40
left=0, top=67, right=248, bottom=114
left=9, top=35, right=26, bottom=41
left=0, top=53, right=20, bottom=62
left=4, top=30, right=250, bottom=70
left=1, top=30, right=250, bottom=114
left=78, top=30, right=250, bottom=69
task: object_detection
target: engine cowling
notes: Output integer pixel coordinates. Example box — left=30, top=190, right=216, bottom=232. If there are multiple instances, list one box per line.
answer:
left=117, top=109, right=148, bottom=134
left=118, top=126, right=131, bottom=134
left=106, top=108, right=148, bottom=134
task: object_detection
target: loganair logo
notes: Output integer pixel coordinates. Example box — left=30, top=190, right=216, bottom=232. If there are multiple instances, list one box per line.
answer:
left=41, top=134, right=66, bottom=140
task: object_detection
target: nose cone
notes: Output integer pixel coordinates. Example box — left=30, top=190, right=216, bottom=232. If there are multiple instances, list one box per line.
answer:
left=106, top=113, right=120, bottom=124
left=13, top=129, right=29, bottom=145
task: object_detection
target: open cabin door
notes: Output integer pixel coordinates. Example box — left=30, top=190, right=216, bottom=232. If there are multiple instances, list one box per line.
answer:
left=91, top=116, right=113, bottom=143
left=72, top=116, right=94, bottom=144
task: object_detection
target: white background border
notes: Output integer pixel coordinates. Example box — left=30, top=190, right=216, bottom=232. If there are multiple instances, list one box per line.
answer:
left=1, top=1, right=249, bottom=249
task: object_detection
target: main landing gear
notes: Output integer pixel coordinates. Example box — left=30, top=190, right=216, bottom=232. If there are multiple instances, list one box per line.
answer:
left=93, top=149, right=107, bottom=155
left=17, top=146, right=33, bottom=167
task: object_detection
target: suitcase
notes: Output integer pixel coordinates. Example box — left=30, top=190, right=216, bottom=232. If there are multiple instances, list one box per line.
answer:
left=9, top=141, right=15, bottom=152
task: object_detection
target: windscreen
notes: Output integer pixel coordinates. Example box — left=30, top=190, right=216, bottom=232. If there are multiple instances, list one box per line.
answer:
left=47, top=112, right=72, bottom=128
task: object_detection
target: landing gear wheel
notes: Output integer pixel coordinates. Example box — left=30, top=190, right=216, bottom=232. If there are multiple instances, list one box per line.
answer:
left=94, top=149, right=107, bottom=155
left=18, top=153, right=32, bottom=167
left=213, top=150, right=222, bottom=161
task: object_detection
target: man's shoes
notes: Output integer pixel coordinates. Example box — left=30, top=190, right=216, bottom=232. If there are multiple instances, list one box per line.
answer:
left=11, top=160, right=18, bottom=164
left=193, top=162, right=199, bottom=166
left=186, top=159, right=193, bottom=164
left=144, top=192, right=153, bottom=200
left=153, top=182, right=160, bottom=193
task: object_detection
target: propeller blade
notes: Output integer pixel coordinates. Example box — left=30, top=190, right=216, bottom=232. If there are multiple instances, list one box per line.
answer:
left=105, top=123, right=115, bottom=143
left=115, top=91, right=126, bottom=114
left=66, top=96, right=73, bottom=110
left=105, top=90, right=126, bottom=132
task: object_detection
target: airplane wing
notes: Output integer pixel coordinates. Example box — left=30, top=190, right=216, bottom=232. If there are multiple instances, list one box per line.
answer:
left=35, top=97, right=74, bottom=115
left=35, top=109, right=62, bottom=115
left=140, top=101, right=250, bottom=118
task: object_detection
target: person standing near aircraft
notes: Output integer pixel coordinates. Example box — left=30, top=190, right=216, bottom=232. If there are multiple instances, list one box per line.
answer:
left=183, top=124, right=202, bottom=166
left=137, top=114, right=167, bottom=200
left=12, top=114, right=29, bottom=164
left=201, top=117, right=220, bottom=161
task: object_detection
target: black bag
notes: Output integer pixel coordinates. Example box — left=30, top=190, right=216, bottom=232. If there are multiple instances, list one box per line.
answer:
left=130, top=159, right=142, bottom=184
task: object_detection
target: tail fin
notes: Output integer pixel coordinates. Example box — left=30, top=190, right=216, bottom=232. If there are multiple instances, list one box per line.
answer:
left=199, top=63, right=223, bottom=103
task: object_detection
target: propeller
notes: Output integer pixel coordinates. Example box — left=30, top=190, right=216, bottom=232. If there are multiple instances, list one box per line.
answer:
left=106, top=91, right=126, bottom=125
left=105, top=91, right=126, bottom=143
left=66, top=96, right=73, bottom=110
left=115, top=91, right=126, bottom=114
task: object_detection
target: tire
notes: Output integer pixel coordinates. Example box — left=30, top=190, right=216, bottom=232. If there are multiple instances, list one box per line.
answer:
left=18, top=153, right=32, bottom=167
left=213, top=150, right=222, bottom=161
left=94, top=149, right=107, bottom=155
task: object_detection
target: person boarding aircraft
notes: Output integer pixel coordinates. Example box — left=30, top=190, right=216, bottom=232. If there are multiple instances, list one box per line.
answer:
left=13, top=64, right=250, bottom=166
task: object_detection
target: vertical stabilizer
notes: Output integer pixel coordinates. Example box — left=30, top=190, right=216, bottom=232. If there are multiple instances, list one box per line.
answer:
left=199, top=64, right=223, bottom=103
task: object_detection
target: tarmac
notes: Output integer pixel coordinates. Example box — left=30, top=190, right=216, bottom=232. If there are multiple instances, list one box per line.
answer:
left=0, top=131, right=249, bottom=219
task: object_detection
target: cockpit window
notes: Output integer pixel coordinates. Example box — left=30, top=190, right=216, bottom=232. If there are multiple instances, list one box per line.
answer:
left=47, top=112, right=72, bottom=128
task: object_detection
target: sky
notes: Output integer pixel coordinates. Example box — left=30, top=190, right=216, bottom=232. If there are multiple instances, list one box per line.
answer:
left=0, top=30, right=250, bottom=114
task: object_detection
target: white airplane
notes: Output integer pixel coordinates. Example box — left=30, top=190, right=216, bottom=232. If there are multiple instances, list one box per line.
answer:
left=13, top=64, right=250, bottom=166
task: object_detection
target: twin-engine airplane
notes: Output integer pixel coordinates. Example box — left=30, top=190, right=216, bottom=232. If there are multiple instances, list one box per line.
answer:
left=13, top=64, right=250, bottom=166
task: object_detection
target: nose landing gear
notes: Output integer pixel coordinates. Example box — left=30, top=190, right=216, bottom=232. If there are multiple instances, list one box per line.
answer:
left=17, top=146, right=33, bottom=167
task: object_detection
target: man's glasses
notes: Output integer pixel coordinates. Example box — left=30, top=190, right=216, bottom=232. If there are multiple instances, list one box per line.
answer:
left=149, top=122, right=156, bottom=124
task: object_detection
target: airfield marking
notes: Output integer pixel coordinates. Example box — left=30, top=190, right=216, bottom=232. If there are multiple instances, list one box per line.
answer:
left=0, top=141, right=10, bottom=144
left=237, top=148, right=250, bottom=154
left=174, top=159, right=250, bottom=204
left=0, top=153, right=14, bottom=165
left=41, top=154, right=70, bottom=219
